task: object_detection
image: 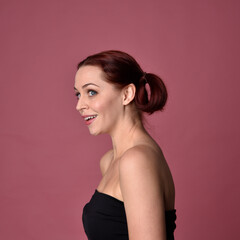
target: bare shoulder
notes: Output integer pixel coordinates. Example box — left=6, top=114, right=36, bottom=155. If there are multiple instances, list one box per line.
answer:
left=119, top=145, right=162, bottom=175
left=119, top=144, right=175, bottom=210
left=119, top=144, right=164, bottom=195
left=119, top=145, right=168, bottom=239
left=100, top=149, right=113, bottom=176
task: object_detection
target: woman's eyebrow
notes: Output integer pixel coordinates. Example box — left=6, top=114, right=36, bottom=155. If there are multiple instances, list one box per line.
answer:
left=82, top=83, right=100, bottom=88
left=74, top=83, right=100, bottom=91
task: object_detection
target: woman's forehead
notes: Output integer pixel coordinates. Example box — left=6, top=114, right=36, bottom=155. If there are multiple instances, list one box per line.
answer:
left=74, top=65, right=120, bottom=94
left=76, top=65, right=104, bottom=80
left=75, top=65, right=105, bottom=87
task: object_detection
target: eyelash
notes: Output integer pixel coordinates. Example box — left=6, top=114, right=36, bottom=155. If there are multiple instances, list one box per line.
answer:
left=75, top=90, right=97, bottom=99
left=75, top=92, right=80, bottom=99
left=88, top=90, right=97, bottom=96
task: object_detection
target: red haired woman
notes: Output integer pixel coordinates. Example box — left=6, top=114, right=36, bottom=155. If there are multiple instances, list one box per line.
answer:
left=74, top=50, right=176, bottom=240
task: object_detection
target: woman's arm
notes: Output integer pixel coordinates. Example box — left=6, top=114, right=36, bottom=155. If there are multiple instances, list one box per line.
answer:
left=119, top=145, right=166, bottom=240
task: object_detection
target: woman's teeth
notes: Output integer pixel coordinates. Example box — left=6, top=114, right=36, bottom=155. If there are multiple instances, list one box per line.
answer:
left=84, top=115, right=97, bottom=121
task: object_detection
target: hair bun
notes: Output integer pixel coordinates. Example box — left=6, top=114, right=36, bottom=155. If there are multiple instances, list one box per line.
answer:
left=135, top=72, right=168, bottom=114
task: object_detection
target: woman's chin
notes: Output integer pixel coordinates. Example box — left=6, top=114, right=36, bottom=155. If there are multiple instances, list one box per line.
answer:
left=89, top=129, right=101, bottom=136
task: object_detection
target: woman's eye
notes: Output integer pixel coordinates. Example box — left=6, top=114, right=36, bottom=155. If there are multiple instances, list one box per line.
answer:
left=88, top=90, right=97, bottom=96
left=75, top=92, right=80, bottom=99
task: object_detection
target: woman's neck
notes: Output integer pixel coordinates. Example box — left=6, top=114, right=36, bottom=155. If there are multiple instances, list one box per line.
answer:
left=110, top=116, right=148, bottom=159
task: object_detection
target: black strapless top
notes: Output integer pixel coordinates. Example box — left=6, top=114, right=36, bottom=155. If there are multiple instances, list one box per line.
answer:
left=82, top=190, right=176, bottom=240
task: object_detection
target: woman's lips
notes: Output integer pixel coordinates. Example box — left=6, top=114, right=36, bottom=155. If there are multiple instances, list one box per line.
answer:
left=85, top=117, right=97, bottom=126
left=82, top=115, right=97, bottom=126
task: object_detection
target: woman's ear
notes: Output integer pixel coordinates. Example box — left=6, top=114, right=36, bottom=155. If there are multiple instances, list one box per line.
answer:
left=122, top=83, right=136, bottom=105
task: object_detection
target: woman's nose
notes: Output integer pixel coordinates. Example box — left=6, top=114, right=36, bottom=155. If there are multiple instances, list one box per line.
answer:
left=76, top=98, right=88, bottom=112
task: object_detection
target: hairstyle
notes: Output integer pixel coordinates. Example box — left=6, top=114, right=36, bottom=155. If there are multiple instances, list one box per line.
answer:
left=77, top=50, right=168, bottom=114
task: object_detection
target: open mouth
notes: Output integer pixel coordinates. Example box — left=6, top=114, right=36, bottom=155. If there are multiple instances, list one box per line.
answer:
left=84, top=115, right=97, bottom=121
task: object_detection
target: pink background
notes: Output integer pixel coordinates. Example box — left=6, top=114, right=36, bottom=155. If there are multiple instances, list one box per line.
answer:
left=1, top=0, right=239, bottom=239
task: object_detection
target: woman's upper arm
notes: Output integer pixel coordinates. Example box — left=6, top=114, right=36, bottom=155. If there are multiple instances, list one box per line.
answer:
left=119, top=147, right=166, bottom=240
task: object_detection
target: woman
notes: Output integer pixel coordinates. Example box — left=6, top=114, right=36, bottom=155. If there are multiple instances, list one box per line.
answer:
left=74, top=50, right=176, bottom=240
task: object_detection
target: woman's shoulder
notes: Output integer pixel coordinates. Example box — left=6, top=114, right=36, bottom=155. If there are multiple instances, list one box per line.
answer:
left=119, top=145, right=166, bottom=207
left=119, top=144, right=175, bottom=210
left=121, top=144, right=162, bottom=166
left=119, top=144, right=163, bottom=178
left=100, top=149, right=113, bottom=176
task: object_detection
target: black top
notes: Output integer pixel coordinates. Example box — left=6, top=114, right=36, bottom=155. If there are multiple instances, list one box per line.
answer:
left=82, top=190, right=176, bottom=240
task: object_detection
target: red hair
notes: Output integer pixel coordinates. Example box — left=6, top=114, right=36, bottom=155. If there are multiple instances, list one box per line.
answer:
left=77, top=50, right=167, bottom=114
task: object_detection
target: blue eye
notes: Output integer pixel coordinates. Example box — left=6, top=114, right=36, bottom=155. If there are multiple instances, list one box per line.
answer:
left=88, top=90, right=97, bottom=96
left=75, top=92, right=80, bottom=99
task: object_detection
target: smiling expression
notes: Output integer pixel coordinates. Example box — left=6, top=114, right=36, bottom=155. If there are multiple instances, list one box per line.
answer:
left=74, top=65, right=124, bottom=136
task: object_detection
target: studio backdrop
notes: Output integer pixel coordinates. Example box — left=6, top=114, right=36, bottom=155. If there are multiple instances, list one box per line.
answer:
left=0, top=0, right=239, bottom=239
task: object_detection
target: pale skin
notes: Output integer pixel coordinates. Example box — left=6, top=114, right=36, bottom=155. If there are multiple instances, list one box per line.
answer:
left=74, top=65, right=175, bottom=240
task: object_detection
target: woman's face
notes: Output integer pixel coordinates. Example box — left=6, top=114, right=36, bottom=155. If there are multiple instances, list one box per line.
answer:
left=74, top=65, right=123, bottom=136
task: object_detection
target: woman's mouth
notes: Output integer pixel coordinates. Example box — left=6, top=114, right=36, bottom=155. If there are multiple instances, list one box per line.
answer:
left=83, top=115, right=97, bottom=126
